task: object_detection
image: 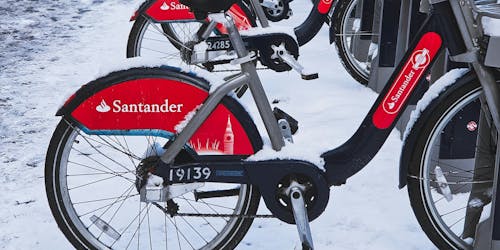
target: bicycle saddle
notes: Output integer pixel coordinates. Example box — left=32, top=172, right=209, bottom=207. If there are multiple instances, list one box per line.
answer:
left=180, top=0, right=237, bottom=19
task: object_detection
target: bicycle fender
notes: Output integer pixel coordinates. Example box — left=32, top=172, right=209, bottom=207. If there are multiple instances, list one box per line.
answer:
left=398, top=71, right=474, bottom=189
left=130, top=0, right=196, bottom=22
left=130, top=0, right=152, bottom=21
left=295, top=1, right=327, bottom=46
left=57, top=66, right=261, bottom=155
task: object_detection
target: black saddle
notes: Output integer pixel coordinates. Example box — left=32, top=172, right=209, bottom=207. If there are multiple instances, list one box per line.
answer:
left=180, top=0, right=237, bottom=19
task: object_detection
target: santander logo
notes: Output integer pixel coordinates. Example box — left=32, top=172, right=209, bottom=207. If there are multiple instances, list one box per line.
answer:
left=411, top=48, right=430, bottom=70
left=383, top=48, right=431, bottom=114
left=160, top=0, right=189, bottom=11
left=372, top=32, right=442, bottom=129
left=95, top=99, right=184, bottom=113
left=317, top=0, right=333, bottom=14
left=160, top=2, right=170, bottom=10
left=96, top=100, right=111, bottom=113
left=467, top=121, right=478, bottom=132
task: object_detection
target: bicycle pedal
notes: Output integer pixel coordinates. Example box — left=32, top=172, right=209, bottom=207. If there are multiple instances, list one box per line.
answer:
left=273, top=46, right=319, bottom=80
left=301, top=72, right=319, bottom=80
left=273, top=107, right=298, bottom=134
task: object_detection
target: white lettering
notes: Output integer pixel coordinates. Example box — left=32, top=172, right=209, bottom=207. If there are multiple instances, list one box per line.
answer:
left=113, top=100, right=121, bottom=112
left=170, top=2, right=189, bottom=10
left=389, top=70, right=415, bottom=104
left=107, top=99, right=183, bottom=113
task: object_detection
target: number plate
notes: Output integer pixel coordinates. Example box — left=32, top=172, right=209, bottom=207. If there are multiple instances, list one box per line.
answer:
left=205, top=37, right=232, bottom=51
left=168, top=166, right=212, bottom=182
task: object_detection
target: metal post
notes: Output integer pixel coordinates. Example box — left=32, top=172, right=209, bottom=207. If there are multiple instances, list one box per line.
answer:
left=367, top=0, right=402, bottom=93
left=473, top=122, right=499, bottom=250
left=249, top=0, right=269, bottom=28
left=351, top=0, right=374, bottom=62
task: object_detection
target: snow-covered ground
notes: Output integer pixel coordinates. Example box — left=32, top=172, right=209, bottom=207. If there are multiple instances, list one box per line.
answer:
left=0, top=0, right=438, bottom=249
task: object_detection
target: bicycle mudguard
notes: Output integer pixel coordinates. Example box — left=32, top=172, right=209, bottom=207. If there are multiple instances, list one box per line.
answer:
left=130, top=0, right=196, bottom=22
left=398, top=71, right=475, bottom=189
left=130, top=0, right=254, bottom=31
left=294, top=0, right=329, bottom=46
left=57, top=67, right=262, bottom=155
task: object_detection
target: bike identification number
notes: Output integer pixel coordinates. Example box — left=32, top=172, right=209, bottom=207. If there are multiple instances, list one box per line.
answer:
left=206, top=40, right=231, bottom=51
left=169, top=167, right=211, bottom=182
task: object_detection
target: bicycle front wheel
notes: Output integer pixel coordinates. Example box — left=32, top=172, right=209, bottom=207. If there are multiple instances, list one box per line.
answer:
left=332, top=0, right=378, bottom=85
left=405, top=72, right=498, bottom=249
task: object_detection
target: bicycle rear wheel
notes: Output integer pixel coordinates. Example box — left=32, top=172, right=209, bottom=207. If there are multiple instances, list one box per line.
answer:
left=127, top=15, right=204, bottom=68
left=45, top=69, right=262, bottom=250
left=405, top=72, right=498, bottom=249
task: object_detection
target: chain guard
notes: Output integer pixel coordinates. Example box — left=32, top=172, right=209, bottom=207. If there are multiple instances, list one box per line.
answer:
left=243, top=160, right=329, bottom=224
left=203, top=33, right=299, bottom=72
left=248, top=33, right=299, bottom=72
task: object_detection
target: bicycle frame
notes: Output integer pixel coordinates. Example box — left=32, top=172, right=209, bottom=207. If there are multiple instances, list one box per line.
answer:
left=146, top=0, right=500, bottom=222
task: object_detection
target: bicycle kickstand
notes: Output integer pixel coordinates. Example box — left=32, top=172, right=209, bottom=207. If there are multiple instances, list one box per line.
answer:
left=288, top=181, right=315, bottom=250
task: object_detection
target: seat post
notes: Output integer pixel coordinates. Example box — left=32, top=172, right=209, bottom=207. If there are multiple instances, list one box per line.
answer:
left=220, top=14, right=250, bottom=59
left=208, top=13, right=286, bottom=151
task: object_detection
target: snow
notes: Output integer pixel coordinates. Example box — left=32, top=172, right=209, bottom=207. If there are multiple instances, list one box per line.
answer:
left=249, top=141, right=326, bottom=169
left=174, top=104, right=201, bottom=133
left=480, top=0, right=500, bottom=36
left=482, top=16, right=500, bottom=36
left=92, top=56, right=226, bottom=91
left=469, top=198, right=484, bottom=208
left=403, top=68, right=469, bottom=140
left=0, top=0, right=442, bottom=249
left=240, top=25, right=297, bottom=41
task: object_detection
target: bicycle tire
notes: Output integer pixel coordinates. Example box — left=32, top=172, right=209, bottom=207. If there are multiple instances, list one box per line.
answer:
left=405, top=72, right=498, bottom=249
left=332, top=0, right=372, bottom=85
left=127, top=15, right=203, bottom=58
left=45, top=68, right=262, bottom=250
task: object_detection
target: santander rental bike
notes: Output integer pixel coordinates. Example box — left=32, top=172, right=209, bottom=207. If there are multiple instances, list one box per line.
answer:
left=45, top=0, right=500, bottom=249
left=127, top=0, right=377, bottom=84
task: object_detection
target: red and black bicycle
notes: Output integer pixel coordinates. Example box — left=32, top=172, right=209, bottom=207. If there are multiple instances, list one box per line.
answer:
left=45, top=0, right=500, bottom=249
left=126, top=0, right=376, bottom=84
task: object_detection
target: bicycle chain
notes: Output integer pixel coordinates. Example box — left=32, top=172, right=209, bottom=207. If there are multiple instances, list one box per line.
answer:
left=207, top=67, right=269, bottom=73
left=152, top=202, right=274, bottom=218
left=175, top=213, right=275, bottom=218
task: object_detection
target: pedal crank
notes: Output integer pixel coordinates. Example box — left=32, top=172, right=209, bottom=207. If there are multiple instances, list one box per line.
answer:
left=287, top=181, right=315, bottom=250
left=271, top=43, right=318, bottom=80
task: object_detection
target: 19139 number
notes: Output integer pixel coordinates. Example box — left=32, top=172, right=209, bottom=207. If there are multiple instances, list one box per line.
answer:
left=168, top=167, right=211, bottom=182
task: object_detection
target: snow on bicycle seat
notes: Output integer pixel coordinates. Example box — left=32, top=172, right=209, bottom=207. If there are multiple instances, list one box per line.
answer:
left=180, top=0, right=237, bottom=19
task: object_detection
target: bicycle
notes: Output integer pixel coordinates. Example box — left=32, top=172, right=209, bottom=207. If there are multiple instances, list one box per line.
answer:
left=45, top=0, right=500, bottom=249
left=126, top=0, right=376, bottom=84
